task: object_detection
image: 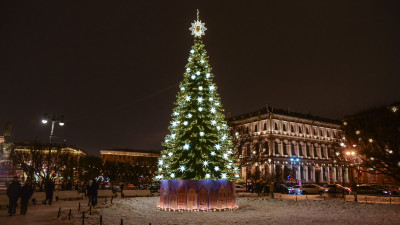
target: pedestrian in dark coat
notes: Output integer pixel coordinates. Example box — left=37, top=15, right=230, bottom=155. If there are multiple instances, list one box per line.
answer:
left=269, top=181, right=275, bottom=199
left=7, top=176, right=21, bottom=216
left=86, top=182, right=92, bottom=204
left=44, top=179, right=55, bottom=205
left=20, top=178, right=34, bottom=215
left=90, top=179, right=99, bottom=206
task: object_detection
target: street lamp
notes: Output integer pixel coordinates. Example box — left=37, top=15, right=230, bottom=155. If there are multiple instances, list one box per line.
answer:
left=41, top=113, right=65, bottom=178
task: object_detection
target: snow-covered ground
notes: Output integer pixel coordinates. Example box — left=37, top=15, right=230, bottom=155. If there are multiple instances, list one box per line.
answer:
left=1, top=195, right=400, bottom=225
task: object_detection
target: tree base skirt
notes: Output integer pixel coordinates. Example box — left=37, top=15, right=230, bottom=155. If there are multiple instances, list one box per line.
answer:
left=157, top=180, right=238, bottom=211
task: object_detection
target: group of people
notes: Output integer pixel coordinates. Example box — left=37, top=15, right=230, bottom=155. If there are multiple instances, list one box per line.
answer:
left=6, top=176, right=33, bottom=216
left=86, top=179, right=99, bottom=206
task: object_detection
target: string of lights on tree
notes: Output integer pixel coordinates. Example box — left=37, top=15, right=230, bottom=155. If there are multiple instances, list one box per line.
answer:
left=155, top=11, right=239, bottom=181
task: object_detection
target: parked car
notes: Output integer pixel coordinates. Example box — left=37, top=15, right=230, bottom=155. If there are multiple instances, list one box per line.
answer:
left=235, top=184, right=246, bottom=192
left=292, top=185, right=302, bottom=195
left=275, top=184, right=292, bottom=194
left=384, top=185, right=400, bottom=195
left=357, top=184, right=378, bottom=195
left=300, top=184, right=326, bottom=194
left=323, top=184, right=351, bottom=195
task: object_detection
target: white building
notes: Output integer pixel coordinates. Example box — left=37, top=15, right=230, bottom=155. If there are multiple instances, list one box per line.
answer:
left=228, top=106, right=349, bottom=185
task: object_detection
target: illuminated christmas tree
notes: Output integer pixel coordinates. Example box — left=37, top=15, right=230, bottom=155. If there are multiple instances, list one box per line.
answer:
left=155, top=11, right=239, bottom=182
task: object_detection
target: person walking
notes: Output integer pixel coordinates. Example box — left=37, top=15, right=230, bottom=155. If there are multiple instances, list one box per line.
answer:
left=7, top=176, right=21, bottom=216
left=86, top=181, right=92, bottom=205
left=90, top=179, right=99, bottom=206
left=269, top=181, right=275, bottom=199
left=20, top=178, right=34, bottom=215
left=120, top=183, right=124, bottom=198
left=44, top=179, right=55, bottom=205
left=351, top=181, right=358, bottom=202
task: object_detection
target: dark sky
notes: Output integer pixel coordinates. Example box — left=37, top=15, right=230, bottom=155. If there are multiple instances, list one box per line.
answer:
left=1, top=1, right=399, bottom=156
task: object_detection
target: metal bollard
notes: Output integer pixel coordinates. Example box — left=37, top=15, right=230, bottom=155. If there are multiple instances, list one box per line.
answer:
left=100, top=215, right=103, bottom=225
left=121, top=219, right=123, bottom=225
left=83, top=212, right=85, bottom=225
left=111, top=196, right=113, bottom=204
left=90, top=205, right=92, bottom=215
left=105, top=197, right=107, bottom=204
left=390, top=197, right=392, bottom=205
left=296, top=196, right=297, bottom=202
left=57, top=207, right=61, bottom=218
left=68, top=209, right=72, bottom=221
left=78, top=202, right=81, bottom=212
left=365, top=197, right=367, bottom=203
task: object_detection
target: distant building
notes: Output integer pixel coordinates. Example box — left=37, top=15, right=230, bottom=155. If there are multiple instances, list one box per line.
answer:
left=228, top=106, right=344, bottom=185
left=100, top=148, right=160, bottom=182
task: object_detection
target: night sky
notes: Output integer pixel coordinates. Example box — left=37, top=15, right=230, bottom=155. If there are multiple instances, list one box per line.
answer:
left=1, top=1, right=399, bottom=156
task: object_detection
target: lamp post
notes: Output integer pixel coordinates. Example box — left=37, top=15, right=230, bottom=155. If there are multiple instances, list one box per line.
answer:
left=41, top=113, right=64, bottom=179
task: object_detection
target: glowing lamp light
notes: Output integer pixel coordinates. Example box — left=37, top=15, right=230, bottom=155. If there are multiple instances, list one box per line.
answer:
left=183, top=144, right=190, bottom=150
left=235, top=174, right=239, bottom=178
left=200, top=131, right=204, bottom=136
left=211, top=151, right=216, bottom=156
left=206, top=73, right=210, bottom=78
left=221, top=134, right=227, bottom=140
left=346, top=152, right=351, bottom=155
left=183, top=121, right=188, bottom=126
left=198, top=107, right=203, bottom=112
left=200, top=59, right=204, bottom=64
left=185, top=96, right=191, bottom=102
left=158, top=160, right=164, bottom=165
left=170, top=173, right=175, bottom=178
left=214, top=166, right=219, bottom=171
left=186, top=68, right=191, bottom=72
left=221, top=173, right=227, bottom=179
left=168, top=152, right=173, bottom=157
left=197, top=97, right=203, bottom=103
left=215, top=144, right=221, bottom=150
left=340, top=143, right=345, bottom=147
left=180, top=87, right=185, bottom=91
left=296, top=158, right=299, bottom=162
left=211, top=120, right=216, bottom=125
left=187, top=113, right=192, bottom=118
left=199, top=86, right=203, bottom=90
left=290, top=158, right=294, bottom=162
left=209, top=97, right=213, bottom=101
left=171, top=134, right=176, bottom=139
left=368, top=139, right=373, bottom=143
left=205, top=174, right=210, bottom=179
left=196, top=71, right=200, bottom=75
left=179, top=165, right=185, bottom=172
left=203, top=160, right=208, bottom=166
left=59, top=122, right=65, bottom=126
left=191, top=75, right=196, bottom=79
left=209, top=85, right=215, bottom=91
left=223, top=153, right=228, bottom=159
left=190, top=49, right=195, bottom=53
left=211, top=108, right=216, bottom=113
left=173, top=112, right=179, bottom=116
left=42, top=119, right=48, bottom=124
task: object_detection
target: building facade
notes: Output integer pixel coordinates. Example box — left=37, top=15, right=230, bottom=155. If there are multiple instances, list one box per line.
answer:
left=228, top=106, right=347, bottom=186
left=100, top=148, right=160, bottom=183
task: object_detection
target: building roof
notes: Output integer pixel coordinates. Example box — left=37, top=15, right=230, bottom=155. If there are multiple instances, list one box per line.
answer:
left=100, top=148, right=161, bottom=154
left=229, top=106, right=340, bottom=125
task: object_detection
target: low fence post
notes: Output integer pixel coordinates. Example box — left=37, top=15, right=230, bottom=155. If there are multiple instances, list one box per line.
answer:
left=82, top=212, right=85, bottom=225
left=90, top=205, right=92, bottom=215
left=390, top=197, right=392, bottom=205
left=295, top=196, right=297, bottom=202
left=100, top=215, right=103, bottom=225
left=111, top=196, right=113, bottom=204
left=68, top=209, right=72, bottom=221
left=121, top=219, right=123, bottom=225
left=78, top=202, right=81, bottom=212
left=105, top=197, right=107, bottom=204
left=57, top=207, right=61, bottom=218
left=365, top=197, right=367, bottom=203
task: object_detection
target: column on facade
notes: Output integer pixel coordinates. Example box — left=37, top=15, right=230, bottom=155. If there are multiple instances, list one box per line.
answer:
left=332, top=167, right=337, bottom=183
left=327, top=167, right=330, bottom=183
left=312, top=166, right=316, bottom=182
left=345, top=168, right=349, bottom=183
left=320, top=166, right=324, bottom=183
left=338, top=167, right=343, bottom=183
left=297, top=165, right=301, bottom=181
left=305, top=166, right=309, bottom=183
left=281, top=165, right=285, bottom=181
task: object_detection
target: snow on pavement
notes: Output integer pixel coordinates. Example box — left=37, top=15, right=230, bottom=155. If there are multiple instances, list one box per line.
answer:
left=1, top=196, right=400, bottom=225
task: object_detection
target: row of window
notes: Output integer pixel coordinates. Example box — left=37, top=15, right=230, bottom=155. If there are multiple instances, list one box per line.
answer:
left=247, top=120, right=338, bottom=139
left=243, top=142, right=333, bottom=159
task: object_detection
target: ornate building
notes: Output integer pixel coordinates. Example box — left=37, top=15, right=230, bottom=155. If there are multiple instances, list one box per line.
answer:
left=228, top=106, right=348, bottom=185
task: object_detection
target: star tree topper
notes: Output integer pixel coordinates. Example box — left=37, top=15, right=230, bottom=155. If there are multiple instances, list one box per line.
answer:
left=189, top=9, right=207, bottom=37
